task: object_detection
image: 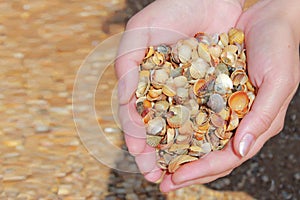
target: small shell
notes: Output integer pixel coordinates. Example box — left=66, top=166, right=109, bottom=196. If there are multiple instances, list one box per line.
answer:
left=176, top=134, right=192, bottom=144
left=154, top=100, right=169, bottom=112
left=197, top=43, right=211, bottom=63
left=183, top=99, right=199, bottom=117
left=231, top=69, right=248, bottom=86
left=220, top=50, right=237, bottom=66
left=219, top=32, right=229, bottom=47
left=167, top=105, right=190, bottom=128
left=246, top=81, right=256, bottom=92
left=174, top=76, right=188, bottom=88
left=147, top=88, right=163, bottom=101
left=178, top=121, right=193, bottom=135
left=146, top=135, right=163, bottom=147
left=162, top=84, right=176, bottom=97
left=214, top=74, right=233, bottom=94
left=208, top=44, right=222, bottom=58
left=228, top=91, right=249, bottom=117
left=152, top=51, right=165, bottom=66
left=151, top=69, right=169, bottom=88
left=168, top=155, right=198, bottom=173
left=178, top=43, right=192, bottom=63
left=166, top=128, right=176, bottom=144
left=168, top=143, right=190, bottom=153
left=201, top=142, right=212, bottom=154
left=215, top=128, right=232, bottom=140
left=210, top=113, right=226, bottom=128
left=226, top=110, right=239, bottom=131
left=228, top=28, right=245, bottom=44
left=223, top=44, right=238, bottom=53
left=146, top=117, right=166, bottom=135
left=193, top=79, right=208, bottom=97
left=190, top=58, right=210, bottom=79
left=145, top=46, right=155, bottom=59
left=207, top=93, right=225, bottom=113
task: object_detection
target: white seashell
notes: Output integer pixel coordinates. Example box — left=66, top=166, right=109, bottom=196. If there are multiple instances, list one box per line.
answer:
left=214, top=74, right=233, bottom=94
left=190, top=58, right=210, bottom=79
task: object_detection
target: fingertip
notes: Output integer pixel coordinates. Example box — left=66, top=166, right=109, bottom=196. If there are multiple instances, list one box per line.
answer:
left=144, top=167, right=164, bottom=183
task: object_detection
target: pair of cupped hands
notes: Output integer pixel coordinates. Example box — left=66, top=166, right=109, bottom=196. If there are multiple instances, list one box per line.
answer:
left=115, top=0, right=300, bottom=192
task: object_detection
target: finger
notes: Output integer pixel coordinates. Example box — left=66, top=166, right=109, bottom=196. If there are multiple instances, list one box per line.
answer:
left=172, top=103, right=289, bottom=184
left=135, top=145, right=157, bottom=174
left=160, top=169, right=232, bottom=193
left=119, top=98, right=146, bottom=155
left=144, top=165, right=164, bottom=183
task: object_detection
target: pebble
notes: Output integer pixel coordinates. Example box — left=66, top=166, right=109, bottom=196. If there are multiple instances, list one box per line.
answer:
left=261, top=175, right=269, bottom=183
left=293, top=172, right=300, bottom=181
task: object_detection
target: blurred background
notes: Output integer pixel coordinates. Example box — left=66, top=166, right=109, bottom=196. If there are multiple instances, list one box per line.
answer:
left=0, top=0, right=299, bottom=199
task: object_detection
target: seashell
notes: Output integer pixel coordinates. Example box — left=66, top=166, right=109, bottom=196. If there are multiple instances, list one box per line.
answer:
left=219, top=32, right=229, bottom=47
left=141, top=59, right=155, bottom=70
left=194, top=131, right=204, bottom=140
left=166, top=128, right=176, bottom=144
left=146, top=117, right=166, bottom=135
left=174, top=76, right=188, bottom=88
left=215, top=63, right=229, bottom=76
left=223, top=44, right=238, bottom=53
left=239, top=49, right=246, bottom=62
left=188, top=145, right=203, bottom=157
left=214, top=74, right=233, bottom=94
left=247, top=91, right=256, bottom=109
left=211, top=33, right=219, bottom=45
left=168, top=155, right=198, bottom=173
left=146, top=135, right=163, bottom=147
left=150, top=51, right=165, bottom=66
left=208, top=44, right=222, bottom=58
left=156, top=44, right=171, bottom=57
left=197, top=43, right=211, bottom=63
left=218, top=107, right=230, bottom=121
left=178, top=43, right=192, bottom=63
left=162, top=84, right=176, bottom=97
left=228, top=28, right=244, bottom=44
left=151, top=69, right=169, bottom=88
left=176, top=134, right=192, bottom=144
left=193, top=79, right=208, bottom=97
left=207, top=93, right=225, bottom=113
left=168, top=143, right=190, bottom=153
left=194, top=32, right=211, bottom=45
left=154, top=100, right=169, bottom=112
left=201, top=142, right=212, bottom=154
left=234, top=59, right=246, bottom=69
left=190, top=58, right=210, bottom=79
left=231, top=69, right=248, bottom=86
left=215, top=127, right=232, bottom=140
left=183, top=99, right=199, bottom=117
left=167, top=105, right=190, bottom=128
left=226, top=110, right=239, bottom=131
left=145, top=46, right=155, bottom=59
left=170, top=67, right=183, bottom=78
left=205, top=131, right=220, bottom=151
left=147, top=88, right=163, bottom=101
left=220, top=50, right=237, bottom=66
left=176, top=87, right=189, bottom=99
left=228, top=91, right=249, bottom=118
left=246, top=81, right=256, bottom=92
left=178, top=121, right=193, bottom=135
left=210, top=113, right=226, bottom=128
left=218, top=138, right=230, bottom=150
left=135, top=71, right=150, bottom=98
left=142, top=109, right=154, bottom=124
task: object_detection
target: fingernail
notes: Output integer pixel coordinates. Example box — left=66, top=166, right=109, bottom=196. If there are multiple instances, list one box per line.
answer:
left=239, top=133, right=254, bottom=157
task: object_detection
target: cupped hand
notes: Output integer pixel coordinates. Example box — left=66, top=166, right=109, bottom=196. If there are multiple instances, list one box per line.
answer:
left=115, top=0, right=300, bottom=192
left=160, top=0, right=300, bottom=192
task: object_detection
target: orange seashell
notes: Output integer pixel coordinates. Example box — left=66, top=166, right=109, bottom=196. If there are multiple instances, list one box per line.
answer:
left=228, top=91, right=249, bottom=117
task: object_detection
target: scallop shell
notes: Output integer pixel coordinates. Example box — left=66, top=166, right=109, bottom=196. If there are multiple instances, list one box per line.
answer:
left=178, top=43, right=192, bottom=63
left=174, top=76, right=188, bottom=88
left=228, top=28, right=245, bottom=44
left=168, top=155, right=198, bottom=173
left=162, top=84, right=176, bottom=97
left=154, top=100, right=169, bottom=112
left=219, top=32, right=229, bottom=47
left=207, top=93, right=225, bottom=113
left=193, top=79, right=207, bottom=97
left=208, top=44, right=222, bottom=58
left=220, top=50, right=237, bottom=66
left=210, top=113, right=226, bottom=128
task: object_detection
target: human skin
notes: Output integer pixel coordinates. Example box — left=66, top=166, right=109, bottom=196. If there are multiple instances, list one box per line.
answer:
left=115, top=0, right=300, bottom=192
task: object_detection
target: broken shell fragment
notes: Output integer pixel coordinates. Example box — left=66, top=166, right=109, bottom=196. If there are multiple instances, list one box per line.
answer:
left=168, top=155, right=198, bottom=173
left=146, top=117, right=166, bottom=135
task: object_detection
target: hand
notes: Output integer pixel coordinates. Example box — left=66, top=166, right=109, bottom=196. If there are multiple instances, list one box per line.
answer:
left=159, top=0, right=300, bottom=192
left=115, top=0, right=300, bottom=192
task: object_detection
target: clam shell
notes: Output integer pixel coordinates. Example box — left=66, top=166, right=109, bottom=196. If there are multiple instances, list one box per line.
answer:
left=219, top=32, right=229, bottom=47
left=146, top=135, right=163, bottom=147
left=162, top=84, right=176, bottom=97
left=168, top=155, right=198, bottom=173
left=145, top=46, right=155, bottom=59
left=208, top=44, right=222, bottom=58
left=228, top=28, right=244, bottom=44
left=167, top=105, right=190, bottom=128
left=197, top=43, right=211, bottom=63
left=220, top=50, right=237, bottom=66
left=178, top=43, right=192, bottom=63
left=147, top=88, right=163, bottom=101
left=151, top=69, right=169, bottom=88
left=214, top=74, right=233, bottom=94
left=207, top=93, right=225, bottom=113
left=154, top=100, right=169, bottom=112
left=178, top=121, right=193, bottom=135
left=228, top=91, right=249, bottom=117
left=226, top=110, right=239, bottom=131
left=193, top=79, right=207, bottom=97
left=151, top=52, right=165, bottom=66
left=210, top=113, right=226, bottom=128
left=146, top=117, right=166, bottom=135
left=174, top=76, right=188, bottom=88
left=190, top=58, right=210, bottom=79
left=231, top=69, right=248, bottom=86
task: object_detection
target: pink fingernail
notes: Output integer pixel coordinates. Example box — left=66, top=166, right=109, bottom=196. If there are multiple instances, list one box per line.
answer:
left=239, top=133, right=254, bottom=157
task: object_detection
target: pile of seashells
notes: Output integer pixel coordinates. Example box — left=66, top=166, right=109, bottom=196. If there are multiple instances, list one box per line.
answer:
left=135, top=28, right=256, bottom=173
